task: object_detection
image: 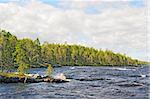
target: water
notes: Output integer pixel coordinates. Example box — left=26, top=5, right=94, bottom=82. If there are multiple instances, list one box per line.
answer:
left=0, top=66, right=149, bottom=99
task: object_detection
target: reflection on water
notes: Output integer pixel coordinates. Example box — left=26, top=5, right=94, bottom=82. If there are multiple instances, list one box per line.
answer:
left=0, top=66, right=149, bottom=99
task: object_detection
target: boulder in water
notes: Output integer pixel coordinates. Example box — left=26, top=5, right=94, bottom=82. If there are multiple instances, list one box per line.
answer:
left=54, top=73, right=71, bottom=82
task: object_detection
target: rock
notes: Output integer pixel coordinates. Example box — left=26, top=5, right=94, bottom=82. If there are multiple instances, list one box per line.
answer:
left=26, top=73, right=40, bottom=79
left=54, top=73, right=66, bottom=80
left=53, top=73, right=71, bottom=82
left=0, top=73, right=70, bottom=83
left=44, top=77, right=54, bottom=82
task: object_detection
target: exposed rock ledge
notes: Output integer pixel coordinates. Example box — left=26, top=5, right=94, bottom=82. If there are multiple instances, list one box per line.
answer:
left=0, top=73, right=70, bottom=83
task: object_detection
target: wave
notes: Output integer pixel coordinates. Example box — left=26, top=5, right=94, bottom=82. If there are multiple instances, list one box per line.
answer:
left=110, top=67, right=136, bottom=71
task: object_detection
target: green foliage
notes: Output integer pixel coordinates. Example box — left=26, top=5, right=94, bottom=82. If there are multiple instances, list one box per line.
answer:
left=46, top=64, right=53, bottom=77
left=0, top=30, right=17, bottom=70
left=14, top=38, right=42, bottom=68
left=17, top=63, right=28, bottom=75
left=0, top=71, right=28, bottom=78
left=40, top=43, right=147, bottom=66
left=0, top=29, right=148, bottom=71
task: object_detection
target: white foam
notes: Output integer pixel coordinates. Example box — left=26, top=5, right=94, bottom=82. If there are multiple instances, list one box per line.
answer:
left=111, top=67, right=135, bottom=71
left=70, top=67, right=75, bottom=69
left=140, top=75, right=146, bottom=78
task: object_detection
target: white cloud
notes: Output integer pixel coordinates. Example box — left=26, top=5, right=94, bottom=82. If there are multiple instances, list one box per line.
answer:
left=0, top=0, right=149, bottom=61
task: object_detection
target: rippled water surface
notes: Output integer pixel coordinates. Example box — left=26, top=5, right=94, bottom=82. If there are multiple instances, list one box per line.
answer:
left=0, top=66, right=149, bottom=99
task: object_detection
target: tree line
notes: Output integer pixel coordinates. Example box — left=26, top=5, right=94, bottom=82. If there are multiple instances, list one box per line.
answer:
left=0, top=30, right=147, bottom=70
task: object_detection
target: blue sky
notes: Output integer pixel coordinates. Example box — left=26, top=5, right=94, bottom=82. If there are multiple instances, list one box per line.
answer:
left=0, top=0, right=145, bottom=10
left=40, top=0, right=144, bottom=14
left=40, top=0, right=59, bottom=7
left=40, top=0, right=145, bottom=8
left=129, top=0, right=144, bottom=8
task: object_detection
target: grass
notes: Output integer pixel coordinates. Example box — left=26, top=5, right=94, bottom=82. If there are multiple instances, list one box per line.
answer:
left=0, top=72, right=30, bottom=78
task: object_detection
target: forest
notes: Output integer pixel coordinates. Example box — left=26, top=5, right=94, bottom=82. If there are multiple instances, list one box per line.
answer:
left=0, top=30, right=147, bottom=70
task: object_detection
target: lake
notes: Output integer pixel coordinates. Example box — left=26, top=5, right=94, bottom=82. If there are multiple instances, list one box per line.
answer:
left=0, top=66, right=149, bottom=99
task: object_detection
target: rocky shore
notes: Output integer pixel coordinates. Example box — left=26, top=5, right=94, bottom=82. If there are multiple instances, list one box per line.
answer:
left=0, top=73, right=70, bottom=83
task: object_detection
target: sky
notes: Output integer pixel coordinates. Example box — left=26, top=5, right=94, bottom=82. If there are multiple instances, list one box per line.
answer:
left=0, top=0, right=149, bottom=61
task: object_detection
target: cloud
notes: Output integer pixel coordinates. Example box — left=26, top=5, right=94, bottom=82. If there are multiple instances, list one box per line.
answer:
left=0, top=0, right=149, bottom=61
